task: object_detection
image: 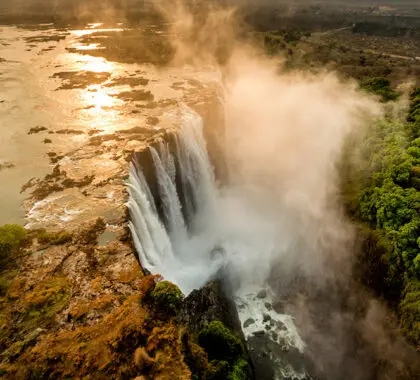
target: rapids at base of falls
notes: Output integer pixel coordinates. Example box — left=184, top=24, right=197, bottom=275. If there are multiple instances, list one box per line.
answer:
left=127, top=106, right=310, bottom=379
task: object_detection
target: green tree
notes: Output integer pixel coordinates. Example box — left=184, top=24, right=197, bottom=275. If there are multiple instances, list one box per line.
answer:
left=151, top=280, right=184, bottom=314
left=361, top=77, right=400, bottom=102
left=0, top=224, right=28, bottom=259
left=346, top=88, right=420, bottom=347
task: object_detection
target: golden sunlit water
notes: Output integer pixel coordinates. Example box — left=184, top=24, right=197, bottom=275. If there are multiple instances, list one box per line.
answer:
left=0, top=22, right=218, bottom=225
left=0, top=24, right=149, bottom=224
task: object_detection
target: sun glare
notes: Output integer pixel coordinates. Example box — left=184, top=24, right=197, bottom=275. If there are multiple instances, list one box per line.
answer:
left=71, top=28, right=123, bottom=38
left=85, top=86, right=116, bottom=108
left=79, top=85, right=122, bottom=130
left=88, top=23, right=104, bottom=29
left=81, top=58, right=114, bottom=73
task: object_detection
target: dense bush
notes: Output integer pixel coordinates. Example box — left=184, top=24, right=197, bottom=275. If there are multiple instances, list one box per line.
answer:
left=205, top=359, right=252, bottom=380
left=24, top=277, right=71, bottom=330
left=229, top=359, right=253, bottom=380
left=360, top=77, right=400, bottom=102
left=198, top=321, right=243, bottom=362
left=357, top=119, right=420, bottom=278
left=207, top=360, right=230, bottom=380
left=264, top=35, right=285, bottom=56
left=408, top=88, right=420, bottom=137
left=399, top=279, right=420, bottom=345
left=151, top=280, right=184, bottom=314
left=0, top=276, right=9, bottom=296
left=182, top=335, right=209, bottom=378
left=37, top=230, right=72, bottom=245
left=346, top=88, right=420, bottom=347
left=0, top=224, right=28, bottom=259
left=198, top=321, right=251, bottom=380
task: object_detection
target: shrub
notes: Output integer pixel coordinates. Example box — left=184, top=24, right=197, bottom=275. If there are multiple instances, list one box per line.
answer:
left=207, top=360, right=230, bottom=380
left=0, top=271, right=20, bottom=297
left=182, top=333, right=208, bottom=377
left=399, top=279, right=420, bottom=347
left=68, top=295, right=115, bottom=321
left=0, top=224, right=28, bottom=259
left=23, top=277, right=71, bottom=332
left=346, top=93, right=420, bottom=346
left=408, top=88, right=420, bottom=137
left=0, top=277, right=9, bottom=296
left=360, top=77, right=400, bottom=102
left=7, top=276, right=26, bottom=300
left=37, top=230, right=72, bottom=245
left=198, top=321, right=243, bottom=362
left=229, top=359, right=252, bottom=380
left=150, top=280, right=184, bottom=314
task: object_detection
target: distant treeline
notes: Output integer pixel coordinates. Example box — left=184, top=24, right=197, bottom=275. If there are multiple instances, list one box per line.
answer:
left=353, top=21, right=420, bottom=38
left=244, top=6, right=420, bottom=33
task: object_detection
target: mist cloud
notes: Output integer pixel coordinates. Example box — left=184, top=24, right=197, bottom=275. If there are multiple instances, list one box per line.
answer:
left=151, top=1, right=420, bottom=378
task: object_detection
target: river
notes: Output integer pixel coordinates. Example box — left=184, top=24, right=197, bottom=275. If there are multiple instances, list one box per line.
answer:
left=0, top=22, right=217, bottom=226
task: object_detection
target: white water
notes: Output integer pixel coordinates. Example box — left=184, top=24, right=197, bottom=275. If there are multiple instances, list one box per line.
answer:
left=128, top=106, right=308, bottom=378
left=128, top=108, right=223, bottom=293
left=237, top=291, right=308, bottom=380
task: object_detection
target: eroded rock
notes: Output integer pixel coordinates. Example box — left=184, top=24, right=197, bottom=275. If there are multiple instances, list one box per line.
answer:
left=0, top=161, right=15, bottom=171
left=28, top=126, right=47, bottom=134
left=178, top=280, right=245, bottom=342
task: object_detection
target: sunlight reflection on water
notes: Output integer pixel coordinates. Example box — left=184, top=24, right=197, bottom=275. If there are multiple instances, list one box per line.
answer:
left=82, top=58, right=114, bottom=73
left=0, top=22, right=215, bottom=224
left=0, top=25, right=142, bottom=223
left=88, top=23, right=104, bottom=29
left=72, top=43, right=102, bottom=51
left=80, top=85, right=123, bottom=129
left=71, top=28, right=123, bottom=38
left=62, top=54, right=116, bottom=73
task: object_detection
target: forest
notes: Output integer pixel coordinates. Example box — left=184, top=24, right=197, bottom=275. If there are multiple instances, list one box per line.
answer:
left=344, top=85, right=420, bottom=347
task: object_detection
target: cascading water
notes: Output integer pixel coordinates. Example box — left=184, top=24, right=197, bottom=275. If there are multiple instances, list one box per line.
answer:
left=128, top=106, right=309, bottom=379
left=128, top=108, right=223, bottom=292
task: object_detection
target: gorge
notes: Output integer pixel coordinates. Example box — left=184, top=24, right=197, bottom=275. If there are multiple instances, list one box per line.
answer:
left=1, top=1, right=420, bottom=379
left=128, top=106, right=308, bottom=378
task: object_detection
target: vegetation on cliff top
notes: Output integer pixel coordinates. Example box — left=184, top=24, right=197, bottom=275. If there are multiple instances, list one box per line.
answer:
left=0, top=224, right=28, bottom=259
left=37, top=230, right=72, bottom=245
left=360, top=77, right=400, bottom=102
left=151, top=280, right=185, bottom=315
left=0, top=256, right=253, bottom=380
left=198, top=321, right=252, bottom=380
left=0, top=219, right=200, bottom=379
left=343, top=88, right=420, bottom=347
left=0, top=272, right=190, bottom=379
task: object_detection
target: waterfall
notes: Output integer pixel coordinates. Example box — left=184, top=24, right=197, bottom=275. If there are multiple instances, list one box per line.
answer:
left=128, top=107, right=222, bottom=292
left=128, top=106, right=309, bottom=379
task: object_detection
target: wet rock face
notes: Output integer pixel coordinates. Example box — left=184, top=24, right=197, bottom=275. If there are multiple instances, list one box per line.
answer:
left=178, top=281, right=255, bottom=379
left=178, top=280, right=244, bottom=338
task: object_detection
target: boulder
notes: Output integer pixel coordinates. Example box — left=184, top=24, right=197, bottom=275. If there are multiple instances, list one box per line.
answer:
left=178, top=280, right=244, bottom=338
